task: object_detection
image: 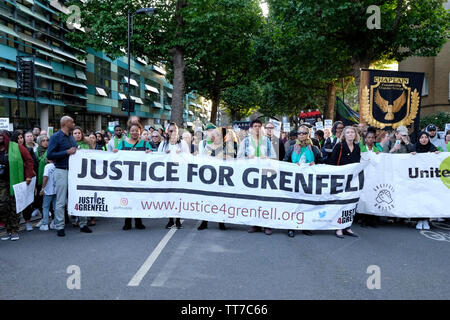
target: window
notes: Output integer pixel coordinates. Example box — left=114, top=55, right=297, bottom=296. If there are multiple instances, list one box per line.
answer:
left=422, top=76, right=428, bottom=97
left=117, top=67, right=139, bottom=97
left=145, top=79, right=161, bottom=103
left=94, top=56, right=111, bottom=97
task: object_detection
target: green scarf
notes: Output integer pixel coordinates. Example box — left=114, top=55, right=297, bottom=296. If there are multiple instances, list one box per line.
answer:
left=114, top=136, right=124, bottom=148
left=250, top=135, right=262, bottom=158
left=8, top=142, right=24, bottom=196
left=77, top=141, right=90, bottom=149
left=35, top=149, right=47, bottom=186
left=361, top=143, right=382, bottom=153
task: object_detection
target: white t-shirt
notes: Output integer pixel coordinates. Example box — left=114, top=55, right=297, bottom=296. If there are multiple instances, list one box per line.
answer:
left=42, top=163, right=56, bottom=195
left=158, top=140, right=190, bottom=154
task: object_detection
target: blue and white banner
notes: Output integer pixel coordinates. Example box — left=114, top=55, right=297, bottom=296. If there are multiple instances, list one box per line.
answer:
left=68, top=150, right=366, bottom=230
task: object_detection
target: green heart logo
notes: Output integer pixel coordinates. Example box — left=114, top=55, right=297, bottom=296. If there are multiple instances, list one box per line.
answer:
left=440, top=156, right=450, bottom=189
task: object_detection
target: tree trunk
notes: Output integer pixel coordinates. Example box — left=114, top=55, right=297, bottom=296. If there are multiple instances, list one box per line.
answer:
left=326, top=82, right=336, bottom=120
left=170, top=0, right=188, bottom=127
left=210, top=89, right=220, bottom=125
left=170, top=47, right=186, bottom=127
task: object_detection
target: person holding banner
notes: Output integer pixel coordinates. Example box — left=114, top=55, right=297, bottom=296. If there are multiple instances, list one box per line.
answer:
left=0, top=132, right=35, bottom=241
left=47, top=116, right=92, bottom=237
left=410, top=131, right=441, bottom=230
left=328, top=126, right=360, bottom=238
left=323, top=121, right=344, bottom=162
left=264, top=122, right=285, bottom=161
left=197, top=128, right=227, bottom=231
left=198, top=123, right=217, bottom=155
left=283, top=125, right=322, bottom=238
left=113, top=121, right=152, bottom=231
left=13, top=131, right=38, bottom=232
left=158, top=122, right=190, bottom=229
left=238, top=119, right=277, bottom=235
left=382, top=126, right=413, bottom=154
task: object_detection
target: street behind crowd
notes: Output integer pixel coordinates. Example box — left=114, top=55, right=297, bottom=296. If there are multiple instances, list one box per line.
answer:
left=1, top=217, right=450, bottom=300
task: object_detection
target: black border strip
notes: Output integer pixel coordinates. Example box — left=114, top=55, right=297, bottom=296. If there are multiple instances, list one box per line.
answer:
left=76, top=186, right=360, bottom=205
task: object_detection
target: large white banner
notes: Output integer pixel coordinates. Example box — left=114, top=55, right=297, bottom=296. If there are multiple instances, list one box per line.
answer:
left=357, top=152, right=450, bottom=217
left=68, top=150, right=366, bottom=230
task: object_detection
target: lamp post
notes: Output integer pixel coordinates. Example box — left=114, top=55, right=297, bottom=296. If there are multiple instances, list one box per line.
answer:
left=127, top=7, right=157, bottom=116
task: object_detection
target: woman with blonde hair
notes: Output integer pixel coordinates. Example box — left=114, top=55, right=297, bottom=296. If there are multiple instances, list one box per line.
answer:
left=328, top=126, right=361, bottom=238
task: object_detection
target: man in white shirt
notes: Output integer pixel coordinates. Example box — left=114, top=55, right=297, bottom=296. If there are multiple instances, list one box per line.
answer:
left=107, top=125, right=124, bottom=152
left=237, top=119, right=277, bottom=160
left=237, top=119, right=276, bottom=235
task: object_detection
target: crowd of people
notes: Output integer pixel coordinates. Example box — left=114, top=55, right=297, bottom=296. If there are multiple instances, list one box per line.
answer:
left=0, top=114, right=449, bottom=241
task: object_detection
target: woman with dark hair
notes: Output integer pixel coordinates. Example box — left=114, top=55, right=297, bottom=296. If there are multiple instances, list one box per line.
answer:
left=328, top=126, right=361, bottom=239
left=114, top=121, right=151, bottom=230
left=323, top=121, right=344, bottom=161
left=11, top=131, right=38, bottom=232
left=410, top=131, right=440, bottom=230
left=283, top=125, right=322, bottom=238
left=0, top=131, right=35, bottom=241
left=73, top=126, right=91, bottom=150
left=158, top=122, right=190, bottom=229
left=95, top=132, right=107, bottom=151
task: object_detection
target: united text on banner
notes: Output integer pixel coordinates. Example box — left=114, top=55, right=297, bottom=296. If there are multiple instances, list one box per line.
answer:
left=68, top=150, right=366, bottom=230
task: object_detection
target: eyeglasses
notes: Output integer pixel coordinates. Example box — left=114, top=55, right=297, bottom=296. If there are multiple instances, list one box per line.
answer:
left=152, top=135, right=159, bottom=138
left=336, top=126, right=344, bottom=130
left=169, top=130, right=174, bottom=133
left=265, top=127, right=274, bottom=130
left=298, top=132, right=308, bottom=135
left=42, top=139, right=49, bottom=142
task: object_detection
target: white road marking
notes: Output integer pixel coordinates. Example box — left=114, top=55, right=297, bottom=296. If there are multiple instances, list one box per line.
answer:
left=151, top=227, right=197, bottom=287
left=127, top=220, right=183, bottom=287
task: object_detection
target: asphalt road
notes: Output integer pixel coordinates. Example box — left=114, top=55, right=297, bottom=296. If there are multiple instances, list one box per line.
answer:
left=1, top=216, right=450, bottom=300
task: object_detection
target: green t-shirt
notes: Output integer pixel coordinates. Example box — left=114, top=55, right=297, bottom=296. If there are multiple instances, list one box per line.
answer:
left=118, top=139, right=151, bottom=151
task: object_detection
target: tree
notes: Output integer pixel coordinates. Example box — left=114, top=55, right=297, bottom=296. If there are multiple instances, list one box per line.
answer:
left=221, top=82, right=261, bottom=121
left=263, top=0, right=450, bottom=120
left=183, top=0, right=264, bottom=124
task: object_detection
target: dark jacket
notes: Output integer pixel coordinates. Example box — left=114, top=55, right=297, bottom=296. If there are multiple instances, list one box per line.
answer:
left=328, top=140, right=361, bottom=166
left=269, top=136, right=285, bottom=161
left=283, top=143, right=322, bottom=164
left=47, top=130, right=77, bottom=169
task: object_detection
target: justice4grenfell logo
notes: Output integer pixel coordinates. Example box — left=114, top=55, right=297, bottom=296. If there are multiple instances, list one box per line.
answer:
left=373, top=184, right=395, bottom=211
left=408, top=156, right=450, bottom=189
left=74, top=193, right=109, bottom=212
left=337, top=208, right=357, bottom=224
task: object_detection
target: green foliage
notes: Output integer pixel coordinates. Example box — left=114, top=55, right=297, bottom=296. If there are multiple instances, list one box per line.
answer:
left=255, top=0, right=450, bottom=118
left=419, top=112, right=450, bottom=131
left=221, top=82, right=261, bottom=121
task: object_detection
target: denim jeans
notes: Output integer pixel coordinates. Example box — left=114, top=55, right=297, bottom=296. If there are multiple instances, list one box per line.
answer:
left=42, top=194, right=56, bottom=225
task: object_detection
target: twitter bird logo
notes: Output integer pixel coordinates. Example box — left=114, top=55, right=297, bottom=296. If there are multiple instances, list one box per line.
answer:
left=319, top=211, right=326, bottom=218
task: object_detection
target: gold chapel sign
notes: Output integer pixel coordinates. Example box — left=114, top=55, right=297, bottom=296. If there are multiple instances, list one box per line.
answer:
left=359, top=69, right=423, bottom=129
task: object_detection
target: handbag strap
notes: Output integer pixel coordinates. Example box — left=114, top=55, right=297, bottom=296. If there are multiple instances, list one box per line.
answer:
left=337, top=142, right=343, bottom=166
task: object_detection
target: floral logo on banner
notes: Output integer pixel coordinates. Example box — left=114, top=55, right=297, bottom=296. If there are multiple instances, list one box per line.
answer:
left=120, top=198, right=129, bottom=207
left=373, top=184, right=395, bottom=211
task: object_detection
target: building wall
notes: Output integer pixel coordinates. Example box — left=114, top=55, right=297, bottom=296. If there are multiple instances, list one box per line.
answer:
left=398, top=41, right=450, bottom=117
left=0, top=0, right=199, bottom=132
